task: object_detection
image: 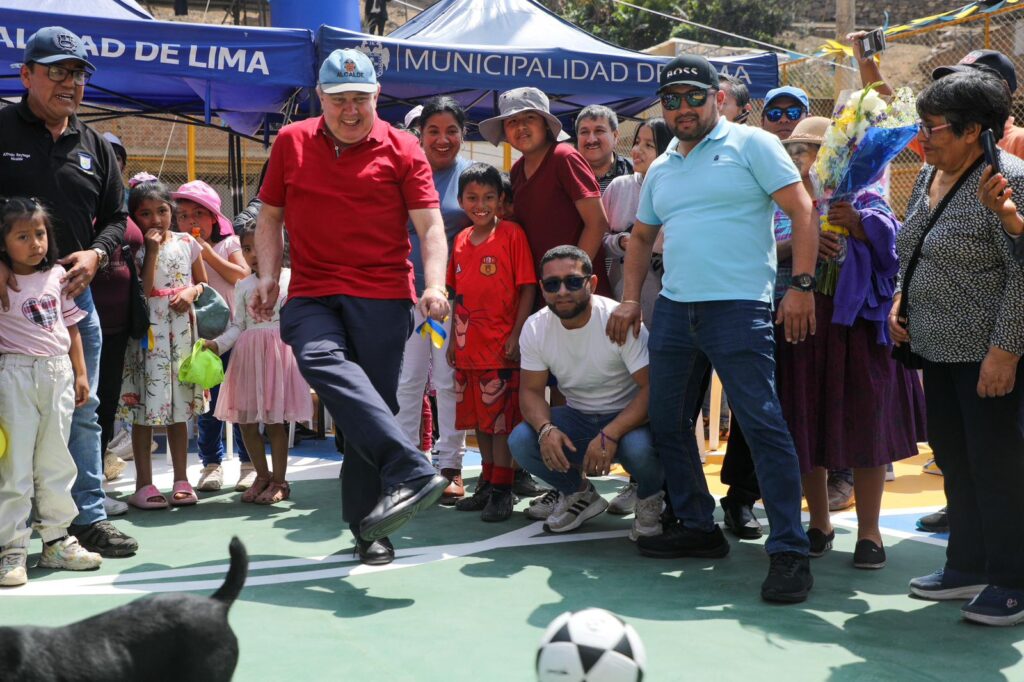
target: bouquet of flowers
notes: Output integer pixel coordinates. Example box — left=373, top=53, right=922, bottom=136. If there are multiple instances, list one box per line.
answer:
left=811, top=84, right=918, bottom=291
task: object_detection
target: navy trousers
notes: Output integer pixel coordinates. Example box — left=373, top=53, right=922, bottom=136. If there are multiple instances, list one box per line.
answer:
left=280, top=295, right=437, bottom=534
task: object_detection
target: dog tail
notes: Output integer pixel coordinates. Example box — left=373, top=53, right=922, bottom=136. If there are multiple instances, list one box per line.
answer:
left=212, top=536, right=248, bottom=607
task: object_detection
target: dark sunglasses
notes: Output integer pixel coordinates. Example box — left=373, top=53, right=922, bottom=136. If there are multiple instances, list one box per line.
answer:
left=660, top=89, right=711, bottom=111
left=763, top=106, right=806, bottom=123
left=541, top=275, right=588, bottom=294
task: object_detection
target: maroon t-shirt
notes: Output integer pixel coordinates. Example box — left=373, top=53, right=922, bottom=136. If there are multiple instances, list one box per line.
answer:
left=93, top=217, right=144, bottom=334
left=510, top=142, right=609, bottom=295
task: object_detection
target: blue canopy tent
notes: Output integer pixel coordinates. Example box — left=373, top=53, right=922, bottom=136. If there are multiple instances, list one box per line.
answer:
left=317, top=0, right=778, bottom=135
left=0, top=3, right=316, bottom=137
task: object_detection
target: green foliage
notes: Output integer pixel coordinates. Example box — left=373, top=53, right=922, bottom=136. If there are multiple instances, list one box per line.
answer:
left=539, top=0, right=796, bottom=51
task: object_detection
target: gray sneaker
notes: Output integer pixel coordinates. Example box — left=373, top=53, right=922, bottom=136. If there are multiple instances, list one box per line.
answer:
left=607, top=481, right=638, bottom=515
left=525, top=489, right=560, bottom=520
left=197, top=463, right=224, bottom=492
left=543, top=484, right=608, bottom=533
left=0, top=548, right=27, bottom=587
left=629, top=491, right=665, bottom=541
left=827, top=475, right=855, bottom=511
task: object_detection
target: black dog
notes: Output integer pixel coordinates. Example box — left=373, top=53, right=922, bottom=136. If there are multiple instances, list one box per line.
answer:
left=0, top=536, right=248, bottom=682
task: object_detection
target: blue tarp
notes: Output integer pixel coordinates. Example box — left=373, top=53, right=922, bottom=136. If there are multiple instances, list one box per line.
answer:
left=0, top=4, right=316, bottom=135
left=317, top=0, right=778, bottom=133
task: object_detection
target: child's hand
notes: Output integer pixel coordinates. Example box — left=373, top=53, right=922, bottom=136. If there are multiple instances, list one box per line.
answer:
left=73, top=373, right=89, bottom=407
left=169, top=284, right=200, bottom=312
left=446, top=340, right=456, bottom=368
left=203, top=339, right=219, bottom=354
left=503, top=335, right=520, bottom=362
left=144, top=229, right=163, bottom=250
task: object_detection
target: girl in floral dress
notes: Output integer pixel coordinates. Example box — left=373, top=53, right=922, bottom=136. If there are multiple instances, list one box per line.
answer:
left=118, top=181, right=209, bottom=509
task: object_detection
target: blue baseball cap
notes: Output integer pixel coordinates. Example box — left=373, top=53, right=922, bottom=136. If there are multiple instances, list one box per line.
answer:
left=764, top=86, right=809, bottom=110
left=319, top=49, right=378, bottom=94
left=23, top=26, right=95, bottom=71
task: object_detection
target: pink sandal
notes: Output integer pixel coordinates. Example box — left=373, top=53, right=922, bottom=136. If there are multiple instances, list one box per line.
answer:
left=170, top=480, right=199, bottom=506
left=241, top=477, right=271, bottom=503
left=127, top=484, right=168, bottom=510
left=255, top=481, right=290, bottom=505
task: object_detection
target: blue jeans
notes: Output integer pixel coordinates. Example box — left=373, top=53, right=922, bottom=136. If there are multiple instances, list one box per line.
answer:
left=509, top=406, right=664, bottom=498
left=648, top=297, right=808, bottom=555
left=197, top=350, right=250, bottom=465
left=69, top=289, right=105, bottom=526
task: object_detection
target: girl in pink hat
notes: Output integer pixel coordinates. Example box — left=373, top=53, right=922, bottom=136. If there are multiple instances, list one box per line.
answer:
left=171, top=181, right=253, bottom=493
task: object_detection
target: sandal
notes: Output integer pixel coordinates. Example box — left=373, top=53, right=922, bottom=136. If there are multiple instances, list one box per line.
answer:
left=255, top=481, right=291, bottom=505
left=127, top=484, right=168, bottom=510
left=241, top=476, right=271, bottom=503
left=169, top=480, right=199, bottom=506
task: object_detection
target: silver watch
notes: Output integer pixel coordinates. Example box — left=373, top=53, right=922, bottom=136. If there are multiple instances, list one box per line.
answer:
left=91, top=247, right=109, bottom=270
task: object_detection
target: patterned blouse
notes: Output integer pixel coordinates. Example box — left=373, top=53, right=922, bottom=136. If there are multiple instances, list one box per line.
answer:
left=897, top=150, right=1024, bottom=363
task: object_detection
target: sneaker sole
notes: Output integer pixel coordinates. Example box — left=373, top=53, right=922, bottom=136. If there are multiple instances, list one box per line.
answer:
left=910, top=584, right=987, bottom=600
left=38, top=557, right=102, bottom=570
left=961, top=609, right=1024, bottom=627
left=853, top=560, right=886, bottom=569
left=638, top=541, right=730, bottom=559
left=0, top=571, right=27, bottom=587
left=607, top=505, right=635, bottom=516
left=761, top=577, right=813, bottom=604
left=543, top=499, right=609, bottom=534
left=360, top=477, right=448, bottom=542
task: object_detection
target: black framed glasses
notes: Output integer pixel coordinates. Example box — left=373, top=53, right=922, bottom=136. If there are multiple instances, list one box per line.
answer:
left=660, top=89, right=711, bottom=111
left=916, top=119, right=952, bottom=139
left=44, top=64, right=91, bottom=86
left=541, top=275, right=588, bottom=294
left=764, top=106, right=805, bottom=123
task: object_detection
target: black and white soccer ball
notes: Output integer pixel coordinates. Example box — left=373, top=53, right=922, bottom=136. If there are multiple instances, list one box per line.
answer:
left=536, top=608, right=646, bottom=681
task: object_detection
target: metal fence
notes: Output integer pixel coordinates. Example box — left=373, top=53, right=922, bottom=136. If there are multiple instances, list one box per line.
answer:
left=780, top=4, right=1024, bottom=217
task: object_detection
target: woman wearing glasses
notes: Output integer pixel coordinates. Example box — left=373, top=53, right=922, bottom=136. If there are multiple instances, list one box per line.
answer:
left=894, top=70, right=1024, bottom=626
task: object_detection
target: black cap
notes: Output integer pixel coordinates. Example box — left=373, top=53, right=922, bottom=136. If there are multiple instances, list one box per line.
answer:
left=23, top=26, right=96, bottom=71
left=658, top=54, right=719, bottom=93
left=932, top=49, right=1016, bottom=94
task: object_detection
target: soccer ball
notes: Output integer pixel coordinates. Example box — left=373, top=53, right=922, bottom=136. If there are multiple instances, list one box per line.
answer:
left=536, top=608, right=646, bottom=682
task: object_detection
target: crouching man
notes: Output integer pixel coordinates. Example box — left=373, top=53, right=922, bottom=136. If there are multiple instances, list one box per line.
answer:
left=509, top=246, right=664, bottom=539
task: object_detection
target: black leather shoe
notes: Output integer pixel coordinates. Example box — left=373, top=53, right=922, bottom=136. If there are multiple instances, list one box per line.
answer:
left=359, top=473, right=448, bottom=542
left=720, top=496, right=763, bottom=540
left=637, top=520, right=729, bottom=559
left=354, top=536, right=394, bottom=566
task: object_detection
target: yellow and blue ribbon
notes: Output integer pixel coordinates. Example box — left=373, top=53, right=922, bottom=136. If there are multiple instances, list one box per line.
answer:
left=416, top=317, right=447, bottom=349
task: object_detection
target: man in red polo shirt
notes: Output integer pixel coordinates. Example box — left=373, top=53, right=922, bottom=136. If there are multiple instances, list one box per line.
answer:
left=253, top=49, right=448, bottom=566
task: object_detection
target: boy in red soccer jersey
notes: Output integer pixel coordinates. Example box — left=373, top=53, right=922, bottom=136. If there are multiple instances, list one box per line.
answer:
left=447, top=163, right=536, bottom=522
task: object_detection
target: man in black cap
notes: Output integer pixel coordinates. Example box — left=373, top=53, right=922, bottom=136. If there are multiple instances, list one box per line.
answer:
left=607, top=54, right=819, bottom=603
left=0, top=26, right=138, bottom=558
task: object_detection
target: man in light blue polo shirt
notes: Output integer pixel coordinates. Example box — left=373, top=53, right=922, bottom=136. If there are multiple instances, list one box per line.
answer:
left=607, top=55, right=820, bottom=604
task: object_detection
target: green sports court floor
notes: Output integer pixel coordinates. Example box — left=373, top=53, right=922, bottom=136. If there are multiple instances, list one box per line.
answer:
left=4, top=440, right=1023, bottom=681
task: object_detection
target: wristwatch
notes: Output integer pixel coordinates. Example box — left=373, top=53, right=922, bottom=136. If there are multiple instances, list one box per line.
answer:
left=789, top=273, right=817, bottom=292
left=91, top=247, right=109, bottom=271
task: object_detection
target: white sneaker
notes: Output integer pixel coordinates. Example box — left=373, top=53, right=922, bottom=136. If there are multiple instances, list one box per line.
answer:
left=103, top=496, right=129, bottom=516
left=525, top=489, right=560, bottom=520
left=629, top=491, right=665, bottom=541
left=197, top=464, right=224, bottom=491
left=0, top=548, right=27, bottom=587
left=607, top=481, right=638, bottom=515
left=106, top=430, right=133, bottom=461
left=235, top=463, right=257, bottom=492
left=543, top=483, right=608, bottom=533
left=38, top=536, right=102, bottom=571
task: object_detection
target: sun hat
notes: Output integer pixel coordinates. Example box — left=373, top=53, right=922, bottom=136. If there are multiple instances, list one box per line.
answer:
left=478, top=87, right=571, bottom=146
left=932, top=49, right=1017, bottom=94
left=171, top=180, right=234, bottom=237
left=319, top=48, right=379, bottom=95
left=781, top=116, right=831, bottom=146
left=404, top=104, right=424, bottom=129
left=764, top=86, right=810, bottom=111
left=23, top=26, right=96, bottom=71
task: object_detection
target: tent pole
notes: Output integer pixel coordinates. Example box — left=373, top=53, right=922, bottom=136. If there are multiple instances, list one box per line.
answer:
left=503, top=143, right=511, bottom=172
left=187, top=125, right=197, bottom=182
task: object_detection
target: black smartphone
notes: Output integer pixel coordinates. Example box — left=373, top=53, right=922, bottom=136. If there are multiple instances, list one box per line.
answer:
left=859, top=28, right=887, bottom=59
left=981, top=128, right=1001, bottom=176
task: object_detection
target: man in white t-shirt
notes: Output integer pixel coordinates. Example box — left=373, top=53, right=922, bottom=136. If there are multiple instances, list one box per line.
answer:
left=509, top=246, right=665, bottom=540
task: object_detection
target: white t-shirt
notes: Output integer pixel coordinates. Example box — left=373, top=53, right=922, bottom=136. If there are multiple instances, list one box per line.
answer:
left=0, top=266, right=85, bottom=357
left=519, top=295, right=649, bottom=414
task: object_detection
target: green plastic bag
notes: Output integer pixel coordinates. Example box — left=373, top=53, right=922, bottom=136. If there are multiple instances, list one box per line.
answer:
left=178, top=340, right=224, bottom=389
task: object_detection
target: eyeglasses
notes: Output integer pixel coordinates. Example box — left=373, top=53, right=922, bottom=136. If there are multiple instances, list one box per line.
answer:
left=763, top=106, right=806, bottom=123
left=916, top=119, right=952, bottom=139
left=540, top=275, right=588, bottom=294
left=660, top=89, right=711, bottom=111
left=42, top=64, right=91, bottom=86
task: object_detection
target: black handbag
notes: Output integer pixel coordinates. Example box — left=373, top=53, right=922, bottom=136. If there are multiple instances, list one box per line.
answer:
left=892, top=156, right=983, bottom=369
left=122, top=244, right=151, bottom=340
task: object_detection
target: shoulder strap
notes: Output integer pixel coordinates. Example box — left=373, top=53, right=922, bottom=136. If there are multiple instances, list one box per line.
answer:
left=898, top=156, right=984, bottom=319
